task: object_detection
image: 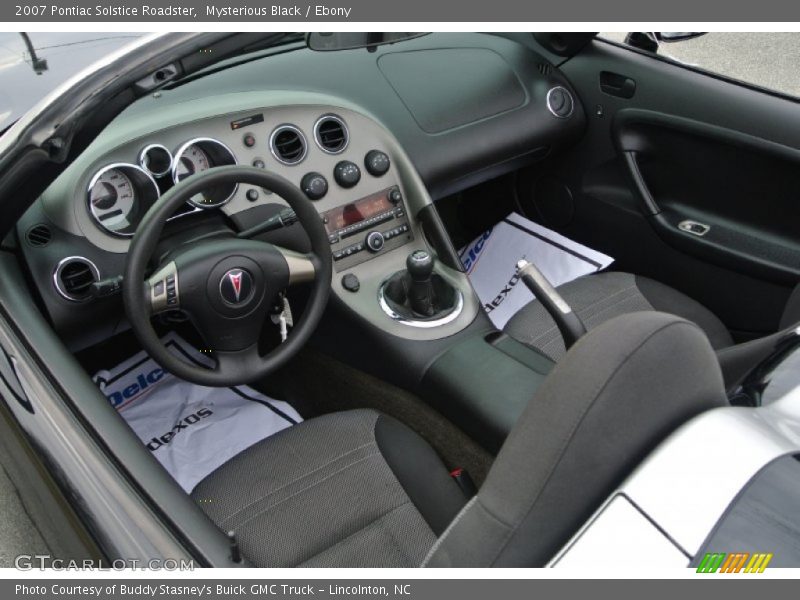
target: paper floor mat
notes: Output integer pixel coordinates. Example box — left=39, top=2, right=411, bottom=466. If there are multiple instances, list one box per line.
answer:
left=460, top=212, right=614, bottom=329
left=92, top=332, right=302, bottom=493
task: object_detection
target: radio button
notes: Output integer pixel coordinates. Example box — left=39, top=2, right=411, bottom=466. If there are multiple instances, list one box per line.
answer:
left=342, top=273, right=360, bottom=292
left=366, top=231, right=385, bottom=253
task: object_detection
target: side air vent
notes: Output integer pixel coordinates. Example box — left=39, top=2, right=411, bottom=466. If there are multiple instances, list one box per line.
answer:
left=54, top=257, right=99, bottom=302
left=270, top=125, right=307, bottom=165
left=314, top=115, right=349, bottom=154
left=26, top=224, right=52, bottom=247
left=546, top=86, right=575, bottom=119
left=537, top=63, right=553, bottom=75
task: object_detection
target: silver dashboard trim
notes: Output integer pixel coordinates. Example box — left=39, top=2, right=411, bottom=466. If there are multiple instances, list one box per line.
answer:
left=377, top=280, right=465, bottom=328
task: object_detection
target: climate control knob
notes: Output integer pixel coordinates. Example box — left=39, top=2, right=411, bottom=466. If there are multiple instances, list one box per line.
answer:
left=366, top=231, right=385, bottom=253
left=334, top=160, right=361, bottom=188
left=365, top=150, right=390, bottom=177
left=301, top=172, right=328, bottom=200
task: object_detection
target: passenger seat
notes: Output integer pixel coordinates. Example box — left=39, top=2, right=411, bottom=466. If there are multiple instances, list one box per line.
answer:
left=504, top=271, right=733, bottom=361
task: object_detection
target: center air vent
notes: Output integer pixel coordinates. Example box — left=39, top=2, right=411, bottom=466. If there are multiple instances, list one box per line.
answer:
left=26, top=224, right=52, bottom=247
left=314, top=115, right=349, bottom=154
left=270, top=125, right=307, bottom=165
left=54, top=257, right=99, bottom=302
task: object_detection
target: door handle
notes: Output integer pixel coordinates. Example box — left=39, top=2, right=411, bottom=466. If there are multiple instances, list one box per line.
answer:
left=600, top=71, right=636, bottom=99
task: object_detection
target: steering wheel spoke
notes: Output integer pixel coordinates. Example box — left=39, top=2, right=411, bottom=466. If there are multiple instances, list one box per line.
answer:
left=213, top=343, right=263, bottom=377
left=274, top=246, right=316, bottom=286
left=146, top=261, right=180, bottom=314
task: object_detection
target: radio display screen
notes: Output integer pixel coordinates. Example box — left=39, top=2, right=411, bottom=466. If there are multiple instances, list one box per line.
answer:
left=323, top=189, right=394, bottom=233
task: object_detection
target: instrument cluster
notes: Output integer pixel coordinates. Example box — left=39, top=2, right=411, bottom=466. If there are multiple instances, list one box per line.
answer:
left=87, top=137, right=237, bottom=236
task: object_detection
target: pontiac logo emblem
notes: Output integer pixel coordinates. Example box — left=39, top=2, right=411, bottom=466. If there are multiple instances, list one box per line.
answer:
left=228, top=271, right=243, bottom=301
left=219, top=269, right=253, bottom=305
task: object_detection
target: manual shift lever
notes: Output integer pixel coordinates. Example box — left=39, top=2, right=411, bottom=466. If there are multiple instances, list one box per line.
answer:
left=407, top=250, right=436, bottom=317
left=516, top=258, right=587, bottom=350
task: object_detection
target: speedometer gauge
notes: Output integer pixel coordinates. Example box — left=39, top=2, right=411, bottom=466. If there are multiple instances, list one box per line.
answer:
left=174, top=144, right=211, bottom=182
left=87, top=163, right=159, bottom=237
left=172, top=138, right=238, bottom=209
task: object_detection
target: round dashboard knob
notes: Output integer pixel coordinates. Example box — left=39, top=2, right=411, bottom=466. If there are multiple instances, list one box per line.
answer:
left=334, top=160, right=361, bottom=188
left=366, top=231, right=385, bottom=253
left=301, top=172, right=328, bottom=200
left=389, top=188, right=403, bottom=204
left=364, top=150, right=390, bottom=177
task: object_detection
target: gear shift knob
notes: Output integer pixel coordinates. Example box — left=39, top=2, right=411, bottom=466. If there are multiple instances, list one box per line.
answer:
left=406, top=250, right=436, bottom=317
left=407, top=250, right=434, bottom=282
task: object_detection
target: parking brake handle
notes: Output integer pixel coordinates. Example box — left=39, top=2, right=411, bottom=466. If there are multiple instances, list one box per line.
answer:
left=516, top=259, right=587, bottom=350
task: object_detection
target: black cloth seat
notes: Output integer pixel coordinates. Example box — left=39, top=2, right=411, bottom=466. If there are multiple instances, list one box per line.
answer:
left=193, top=312, right=727, bottom=567
left=191, top=409, right=467, bottom=567
left=505, top=271, right=733, bottom=361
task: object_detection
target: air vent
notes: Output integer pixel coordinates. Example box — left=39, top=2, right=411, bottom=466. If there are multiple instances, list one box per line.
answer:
left=314, top=115, right=349, bottom=154
left=546, top=86, right=575, bottom=119
left=537, top=63, right=553, bottom=75
left=54, top=257, right=99, bottom=302
left=270, top=125, right=307, bottom=165
left=26, top=224, right=52, bottom=247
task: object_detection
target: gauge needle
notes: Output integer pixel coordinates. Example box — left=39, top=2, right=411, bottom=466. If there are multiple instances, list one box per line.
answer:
left=98, top=209, right=123, bottom=221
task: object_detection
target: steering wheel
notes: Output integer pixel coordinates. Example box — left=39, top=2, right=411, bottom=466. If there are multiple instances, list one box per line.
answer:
left=123, top=166, right=332, bottom=387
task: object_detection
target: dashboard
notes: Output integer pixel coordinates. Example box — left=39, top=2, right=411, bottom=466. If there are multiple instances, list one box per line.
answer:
left=15, top=33, right=585, bottom=350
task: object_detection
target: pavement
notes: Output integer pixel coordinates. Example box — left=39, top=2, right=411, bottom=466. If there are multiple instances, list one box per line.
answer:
left=0, top=466, right=50, bottom=567
left=600, top=32, right=800, bottom=97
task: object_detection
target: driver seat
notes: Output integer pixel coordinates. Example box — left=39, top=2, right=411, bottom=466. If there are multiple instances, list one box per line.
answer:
left=191, top=312, right=727, bottom=567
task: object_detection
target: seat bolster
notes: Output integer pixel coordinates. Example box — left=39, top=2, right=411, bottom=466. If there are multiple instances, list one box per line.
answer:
left=634, top=275, right=733, bottom=349
left=375, top=414, right=469, bottom=536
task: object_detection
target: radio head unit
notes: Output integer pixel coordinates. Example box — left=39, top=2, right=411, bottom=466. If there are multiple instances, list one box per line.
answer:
left=322, top=186, right=413, bottom=270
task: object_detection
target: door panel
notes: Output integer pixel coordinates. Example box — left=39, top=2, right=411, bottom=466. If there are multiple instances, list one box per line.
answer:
left=522, top=38, right=800, bottom=339
left=614, top=109, right=800, bottom=284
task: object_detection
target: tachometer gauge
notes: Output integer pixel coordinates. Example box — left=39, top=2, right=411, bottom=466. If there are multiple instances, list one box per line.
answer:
left=174, top=144, right=211, bottom=182
left=87, top=163, right=159, bottom=237
left=172, top=138, right=238, bottom=208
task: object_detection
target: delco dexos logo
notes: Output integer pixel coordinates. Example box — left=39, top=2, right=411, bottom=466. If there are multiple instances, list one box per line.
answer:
left=105, top=367, right=165, bottom=409
left=146, top=408, right=214, bottom=452
left=461, top=230, right=492, bottom=273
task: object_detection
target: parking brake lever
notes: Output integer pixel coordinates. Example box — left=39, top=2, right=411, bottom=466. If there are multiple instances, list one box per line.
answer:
left=516, top=259, right=587, bottom=351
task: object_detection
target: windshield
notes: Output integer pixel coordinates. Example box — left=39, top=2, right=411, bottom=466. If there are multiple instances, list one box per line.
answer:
left=0, top=32, right=143, bottom=131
